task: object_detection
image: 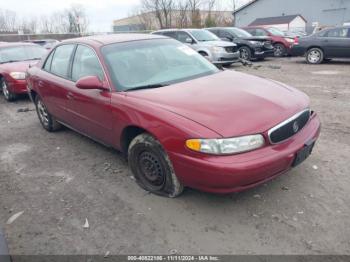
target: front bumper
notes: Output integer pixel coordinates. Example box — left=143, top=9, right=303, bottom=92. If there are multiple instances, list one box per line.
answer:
left=169, top=113, right=321, bottom=194
left=6, top=79, right=28, bottom=95
left=253, top=47, right=275, bottom=58
left=212, top=51, right=240, bottom=64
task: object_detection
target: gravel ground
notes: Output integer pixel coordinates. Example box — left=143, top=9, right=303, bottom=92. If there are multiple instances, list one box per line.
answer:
left=0, top=57, right=349, bottom=255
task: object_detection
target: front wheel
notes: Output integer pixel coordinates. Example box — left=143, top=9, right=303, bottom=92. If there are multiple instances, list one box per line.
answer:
left=239, top=46, right=252, bottom=61
left=35, top=95, right=62, bottom=132
left=306, top=48, right=324, bottom=64
left=1, top=79, right=17, bottom=102
left=274, top=43, right=286, bottom=57
left=128, top=133, right=184, bottom=198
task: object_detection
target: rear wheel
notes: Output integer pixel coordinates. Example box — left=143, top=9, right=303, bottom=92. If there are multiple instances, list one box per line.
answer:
left=239, top=46, right=252, bottom=61
left=274, top=43, right=286, bottom=57
left=35, top=95, right=62, bottom=132
left=128, top=133, right=184, bottom=198
left=306, top=48, right=324, bottom=64
left=1, top=79, right=17, bottom=102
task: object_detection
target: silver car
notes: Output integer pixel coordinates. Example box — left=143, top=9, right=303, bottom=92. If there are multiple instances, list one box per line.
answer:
left=152, top=29, right=240, bottom=66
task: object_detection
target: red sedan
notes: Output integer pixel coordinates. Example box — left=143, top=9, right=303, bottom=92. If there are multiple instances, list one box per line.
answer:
left=243, top=27, right=295, bottom=57
left=0, top=42, right=47, bottom=101
left=26, top=34, right=321, bottom=197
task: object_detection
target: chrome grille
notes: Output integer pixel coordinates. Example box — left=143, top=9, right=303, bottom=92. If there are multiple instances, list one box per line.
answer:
left=268, top=109, right=311, bottom=144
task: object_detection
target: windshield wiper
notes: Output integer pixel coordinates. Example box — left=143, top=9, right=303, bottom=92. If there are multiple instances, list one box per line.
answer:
left=125, top=84, right=168, bottom=92
left=23, top=58, right=42, bottom=61
left=0, top=60, right=21, bottom=64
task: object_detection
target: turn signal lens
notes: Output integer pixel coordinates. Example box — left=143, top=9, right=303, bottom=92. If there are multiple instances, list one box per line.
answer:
left=186, top=139, right=201, bottom=151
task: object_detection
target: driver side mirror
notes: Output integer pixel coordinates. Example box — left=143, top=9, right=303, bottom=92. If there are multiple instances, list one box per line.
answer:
left=185, top=37, right=193, bottom=44
left=76, top=76, right=109, bottom=91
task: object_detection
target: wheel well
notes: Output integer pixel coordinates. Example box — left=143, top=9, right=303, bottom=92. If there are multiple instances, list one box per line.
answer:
left=120, top=126, right=147, bottom=156
left=198, top=51, right=208, bottom=56
left=30, top=89, right=38, bottom=101
left=307, top=46, right=324, bottom=53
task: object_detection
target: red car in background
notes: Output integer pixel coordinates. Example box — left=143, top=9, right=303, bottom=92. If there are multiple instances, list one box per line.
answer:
left=243, top=27, right=295, bottom=57
left=27, top=34, right=320, bottom=197
left=0, top=42, right=47, bottom=101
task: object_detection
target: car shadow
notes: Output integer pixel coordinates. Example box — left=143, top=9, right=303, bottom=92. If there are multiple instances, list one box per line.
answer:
left=294, top=58, right=350, bottom=65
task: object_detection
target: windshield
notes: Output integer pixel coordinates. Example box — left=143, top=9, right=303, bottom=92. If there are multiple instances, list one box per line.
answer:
left=188, top=29, right=219, bottom=42
left=267, top=28, right=285, bottom=36
left=0, top=45, right=46, bottom=63
left=102, top=39, right=219, bottom=91
left=228, top=28, right=252, bottom=38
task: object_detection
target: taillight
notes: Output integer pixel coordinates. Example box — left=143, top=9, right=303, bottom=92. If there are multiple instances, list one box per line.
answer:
left=294, top=37, right=299, bottom=45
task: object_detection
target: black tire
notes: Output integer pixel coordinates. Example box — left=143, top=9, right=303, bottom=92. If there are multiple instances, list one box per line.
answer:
left=239, top=46, right=252, bottom=61
left=35, top=95, right=62, bottom=132
left=1, top=79, right=17, bottom=102
left=128, top=133, right=184, bottom=198
left=274, top=43, right=286, bottom=57
left=306, top=48, right=324, bottom=64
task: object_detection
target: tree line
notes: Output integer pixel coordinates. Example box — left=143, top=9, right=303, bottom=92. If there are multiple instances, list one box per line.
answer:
left=0, top=5, right=88, bottom=34
left=134, top=0, right=238, bottom=29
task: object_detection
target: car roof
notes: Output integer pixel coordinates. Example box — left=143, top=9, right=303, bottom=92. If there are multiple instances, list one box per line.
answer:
left=0, top=42, right=39, bottom=48
left=62, top=34, right=166, bottom=47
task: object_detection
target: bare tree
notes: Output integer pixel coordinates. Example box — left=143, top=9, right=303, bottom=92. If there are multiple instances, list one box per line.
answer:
left=175, top=0, right=190, bottom=28
left=141, top=0, right=175, bottom=29
left=188, top=0, right=202, bottom=27
left=0, top=9, right=17, bottom=32
left=65, top=4, right=89, bottom=34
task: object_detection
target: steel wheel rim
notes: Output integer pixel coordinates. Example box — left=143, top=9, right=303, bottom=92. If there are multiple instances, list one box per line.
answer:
left=37, top=100, right=49, bottom=126
left=2, top=82, right=9, bottom=99
left=138, top=151, right=165, bottom=190
left=240, top=48, right=249, bottom=60
left=308, top=50, right=320, bottom=63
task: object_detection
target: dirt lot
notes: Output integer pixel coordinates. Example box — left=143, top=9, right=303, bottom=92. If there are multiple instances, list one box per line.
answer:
left=0, top=57, right=349, bottom=255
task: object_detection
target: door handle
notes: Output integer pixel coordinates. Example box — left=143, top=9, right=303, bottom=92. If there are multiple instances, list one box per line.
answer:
left=38, top=81, right=44, bottom=88
left=67, top=92, right=74, bottom=100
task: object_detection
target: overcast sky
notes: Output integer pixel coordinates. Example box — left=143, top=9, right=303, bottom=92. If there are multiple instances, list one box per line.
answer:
left=1, top=0, right=250, bottom=32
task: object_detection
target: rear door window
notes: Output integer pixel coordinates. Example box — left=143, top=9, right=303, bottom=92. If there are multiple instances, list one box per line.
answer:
left=326, top=28, right=349, bottom=38
left=255, top=29, right=268, bottom=36
left=176, top=31, right=192, bottom=43
left=50, top=44, right=75, bottom=78
left=162, top=31, right=177, bottom=39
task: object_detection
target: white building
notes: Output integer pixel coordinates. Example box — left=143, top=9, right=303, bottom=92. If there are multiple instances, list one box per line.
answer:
left=249, top=14, right=307, bottom=32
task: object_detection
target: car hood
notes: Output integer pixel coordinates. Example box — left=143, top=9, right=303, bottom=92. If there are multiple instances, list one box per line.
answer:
left=0, top=60, right=38, bottom=73
left=127, top=71, right=309, bottom=137
left=199, top=40, right=237, bottom=47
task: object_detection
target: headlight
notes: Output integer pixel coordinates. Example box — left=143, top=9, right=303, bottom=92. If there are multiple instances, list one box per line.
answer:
left=10, top=72, right=26, bottom=80
left=285, top=38, right=294, bottom=43
left=211, top=46, right=225, bottom=53
left=186, top=134, right=265, bottom=155
left=249, top=41, right=263, bottom=46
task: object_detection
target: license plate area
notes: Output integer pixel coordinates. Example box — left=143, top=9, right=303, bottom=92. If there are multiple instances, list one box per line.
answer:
left=292, top=141, right=315, bottom=167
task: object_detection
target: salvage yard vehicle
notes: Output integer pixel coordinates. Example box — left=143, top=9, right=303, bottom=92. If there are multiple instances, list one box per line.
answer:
left=206, top=27, right=274, bottom=61
left=27, top=34, right=321, bottom=197
left=0, top=42, right=47, bottom=102
left=152, top=29, right=240, bottom=67
left=24, top=39, right=60, bottom=50
left=291, top=26, right=350, bottom=64
left=243, top=27, right=295, bottom=57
